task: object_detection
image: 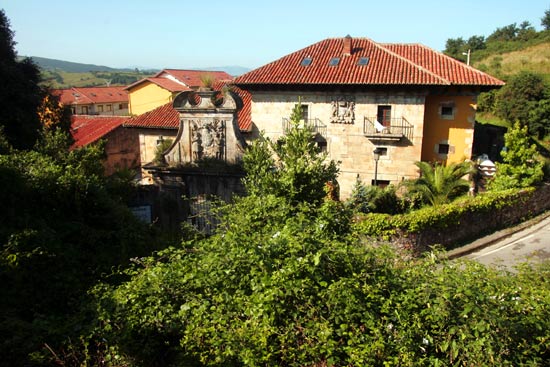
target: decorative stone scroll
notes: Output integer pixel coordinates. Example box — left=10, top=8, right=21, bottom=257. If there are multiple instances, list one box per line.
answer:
left=330, top=96, right=355, bottom=124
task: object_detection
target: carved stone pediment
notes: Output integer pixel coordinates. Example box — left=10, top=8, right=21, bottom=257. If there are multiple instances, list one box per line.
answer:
left=162, top=90, right=245, bottom=167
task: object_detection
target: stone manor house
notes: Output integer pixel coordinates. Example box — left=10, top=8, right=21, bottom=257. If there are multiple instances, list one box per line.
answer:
left=70, top=35, right=504, bottom=203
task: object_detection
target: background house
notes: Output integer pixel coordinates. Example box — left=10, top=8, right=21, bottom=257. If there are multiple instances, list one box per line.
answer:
left=125, top=69, right=233, bottom=116
left=70, top=115, right=137, bottom=175
left=54, top=86, right=129, bottom=115
left=123, top=102, right=180, bottom=183
left=234, top=36, right=504, bottom=198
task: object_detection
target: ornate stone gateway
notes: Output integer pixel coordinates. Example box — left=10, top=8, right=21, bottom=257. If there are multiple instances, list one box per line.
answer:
left=147, top=89, right=247, bottom=233
left=163, top=89, right=246, bottom=166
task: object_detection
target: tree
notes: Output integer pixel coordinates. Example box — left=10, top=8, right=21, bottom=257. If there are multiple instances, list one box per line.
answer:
left=494, top=71, right=547, bottom=126
left=487, top=23, right=519, bottom=42
left=0, top=9, right=44, bottom=149
left=443, top=37, right=466, bottom=59
left=402, top=161, right=474, bottom=206
left=489, top=122, right=544, bottom=190
left=243, top=103, right=338, bottom=205
left=466, top=35, right=486, bottom=51
left=347, top=177, right=403, bottom=214
left=542, top=7, right=550, bottom=30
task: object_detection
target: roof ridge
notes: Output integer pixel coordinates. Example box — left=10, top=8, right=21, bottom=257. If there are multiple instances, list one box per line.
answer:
left=373, top=41, right=451, bottom=85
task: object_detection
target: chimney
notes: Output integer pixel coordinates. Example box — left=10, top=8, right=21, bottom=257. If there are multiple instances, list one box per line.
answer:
left=343, top=34, right=352, bottom=56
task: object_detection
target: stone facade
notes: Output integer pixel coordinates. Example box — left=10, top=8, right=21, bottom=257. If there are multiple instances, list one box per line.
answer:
left=246, top=90, right=428, bottom=198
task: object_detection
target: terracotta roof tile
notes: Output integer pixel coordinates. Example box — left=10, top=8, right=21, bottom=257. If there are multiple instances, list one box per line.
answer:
left=159, top=69, right=233, bottom=88
left=126, top=69, right=234, bottom=92
left=124, top=102, right=180, bottom=129
left=234, top=37, right=504, bottom=87
left=70, top=115, right=129, bottom=149
left=382, top=43, right=504, bottom=86
left=53, top=87, right=128, bottom=105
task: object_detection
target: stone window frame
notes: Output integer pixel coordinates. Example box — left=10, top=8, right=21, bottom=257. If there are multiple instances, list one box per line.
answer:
left=439, top=101, right=456, bottom=120
left=435, top=140, right=455, bottom=157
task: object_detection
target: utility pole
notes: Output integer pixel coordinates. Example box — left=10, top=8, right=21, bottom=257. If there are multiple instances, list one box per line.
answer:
left=462, top=49, right=471, bottom=66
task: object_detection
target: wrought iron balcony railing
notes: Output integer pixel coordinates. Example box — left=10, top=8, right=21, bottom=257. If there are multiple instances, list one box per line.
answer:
left=363, top=116, right=413, bottom=141
left=282, top=118, right=327, bottom=136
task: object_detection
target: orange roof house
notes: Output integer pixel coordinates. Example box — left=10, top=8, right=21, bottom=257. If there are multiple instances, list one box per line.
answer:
left=70, top=115, right=139, bottom=175
left=53, top=86, right=129, bottom=116
left=125, top=69, right=233, bottom=116
left=234, top=36, right=504, bottom=197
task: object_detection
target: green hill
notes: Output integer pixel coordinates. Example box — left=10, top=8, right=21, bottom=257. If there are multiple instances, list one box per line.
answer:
left=29, top=56, right=133, bottom=73
left=474, top=40, right=550, bottom=83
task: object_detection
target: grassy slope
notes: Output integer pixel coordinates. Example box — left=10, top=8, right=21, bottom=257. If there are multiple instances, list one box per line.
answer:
left=474, top=42, right=550, bottom=83
left=41, top=70, right=150, bottom=88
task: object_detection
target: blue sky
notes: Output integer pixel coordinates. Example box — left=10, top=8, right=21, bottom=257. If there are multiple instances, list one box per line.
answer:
left=3, top=0, right=549, bottom=70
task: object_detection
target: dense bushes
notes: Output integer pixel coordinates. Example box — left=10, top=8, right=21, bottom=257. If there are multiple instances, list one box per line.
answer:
left=0, top=132, right=172, bottom=365
left=355, top=188, right=534, bottom=244
left=91, top=194, right=550, bottom=366
left=86, top=118, right=550, bottom=366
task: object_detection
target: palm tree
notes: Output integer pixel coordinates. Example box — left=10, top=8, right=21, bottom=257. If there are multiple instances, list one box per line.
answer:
left=403, top=161, right=475, bottom=206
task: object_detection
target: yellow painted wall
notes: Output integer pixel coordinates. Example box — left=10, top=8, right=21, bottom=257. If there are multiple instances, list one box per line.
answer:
left=128, top=82, right=174, bottom=116
left=421, top=94, right=477, bottom=164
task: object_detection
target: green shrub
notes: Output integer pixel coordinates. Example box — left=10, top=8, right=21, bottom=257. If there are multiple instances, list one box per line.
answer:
left=354, top=188, right=527, bottom=238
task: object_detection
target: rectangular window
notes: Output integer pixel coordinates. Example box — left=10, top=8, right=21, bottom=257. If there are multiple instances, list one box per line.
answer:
left=439, top=102, right=455, bottom=120
left=375, top=147, right=388, bottom=156
left=371, top=179, right=390, bottom=188
left=438, top=143, right=450, bottom=155
left=296, top=104, right=308, bottom=121
left=97, top=105, right=104, bottom=112
left=81, top=106, right=89, bottom=114
left=377, top=105, right=391, bottom=127
left=106, top=104, right=112, bottom=112
left=329, top=57, right=340, bottom=66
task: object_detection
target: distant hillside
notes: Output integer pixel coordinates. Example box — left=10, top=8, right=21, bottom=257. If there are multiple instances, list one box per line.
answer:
left=26, top=56, right=250, bottom=88
left=29, top=56, right=136, bottom=73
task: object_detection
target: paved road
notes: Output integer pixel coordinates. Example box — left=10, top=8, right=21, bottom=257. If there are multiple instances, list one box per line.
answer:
left=464, top=214, right=550, bottom=270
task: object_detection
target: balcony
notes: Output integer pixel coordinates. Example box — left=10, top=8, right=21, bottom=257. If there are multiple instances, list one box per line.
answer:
left=282, top=118, right=327, bottom=136
left=363, top=116, right=413, bottom=141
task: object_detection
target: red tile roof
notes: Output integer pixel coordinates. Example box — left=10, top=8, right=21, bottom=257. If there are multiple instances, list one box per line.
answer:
left=123, top=83, right=252, bottom=132
left=234, top=37, right=504, bottom=87
left=53, top=87, right=128, bottom=105
left=125, top=77, right=191, bottom=93
left=124, top=102, right=180, bottom=129
left=226, top=83, right=252, bottom=132
left=158, top=69, right=233, bottom=88
left=125, top=69, right=234, bottom=92
left=70, top=115, right=130, bottom=149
